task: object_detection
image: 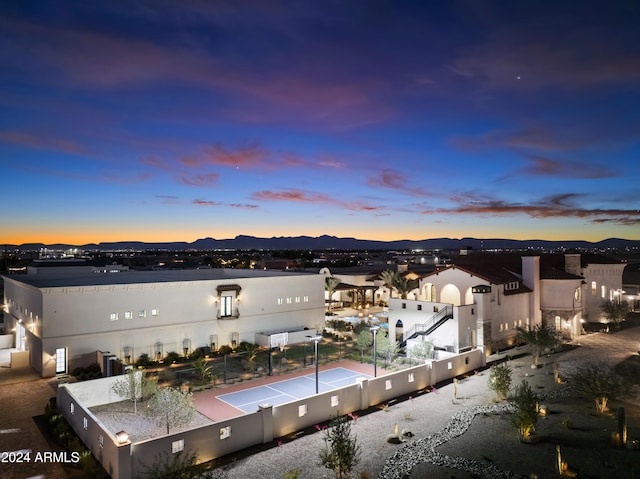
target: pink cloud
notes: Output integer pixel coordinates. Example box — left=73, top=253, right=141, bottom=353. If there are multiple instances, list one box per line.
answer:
left=424, top=192, right=640, bottom=226
left=367, top=169, right=434, bottom=198
left=251, top=188, right=384, bottom=212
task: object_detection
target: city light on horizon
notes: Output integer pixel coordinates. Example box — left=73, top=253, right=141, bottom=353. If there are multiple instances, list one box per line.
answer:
left=1, top=2, right=639, bottom=246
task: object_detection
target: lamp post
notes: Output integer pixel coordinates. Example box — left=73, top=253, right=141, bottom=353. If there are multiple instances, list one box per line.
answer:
left=307, top=334, right=322, bottom=394
left=370, top=325, right=380, bottom=377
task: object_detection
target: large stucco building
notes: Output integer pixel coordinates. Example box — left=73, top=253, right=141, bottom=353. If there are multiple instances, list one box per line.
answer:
left=325, top=253, right=626, bottom=355
left=2, top=267, right=324, bottom=377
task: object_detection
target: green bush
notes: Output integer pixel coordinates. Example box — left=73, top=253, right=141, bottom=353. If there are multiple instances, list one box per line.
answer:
left=165, top=351, right=181, bottom=364
left=488, top=362, right=512, bottom=401
left=509, top=380, right=538, bottom=441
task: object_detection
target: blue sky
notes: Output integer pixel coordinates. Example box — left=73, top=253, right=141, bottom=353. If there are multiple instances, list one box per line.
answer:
left=1, top=0, right=639, bottom=245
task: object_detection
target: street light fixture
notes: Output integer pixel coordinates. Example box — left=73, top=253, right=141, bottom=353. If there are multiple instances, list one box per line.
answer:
left=370, top=325, right=380, bottom=377
left=307, top=334, right=322, bottom=394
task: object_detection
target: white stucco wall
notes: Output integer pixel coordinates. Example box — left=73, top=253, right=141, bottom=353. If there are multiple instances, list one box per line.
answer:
left=3, top=270, right=325, bottom=376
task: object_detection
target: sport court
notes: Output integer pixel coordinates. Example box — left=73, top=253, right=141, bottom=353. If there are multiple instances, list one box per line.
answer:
left=216, top=366, right=370, bottom=413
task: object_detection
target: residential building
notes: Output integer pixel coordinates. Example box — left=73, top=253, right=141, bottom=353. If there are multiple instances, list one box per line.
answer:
left=2, top=268, right=324, bottom=377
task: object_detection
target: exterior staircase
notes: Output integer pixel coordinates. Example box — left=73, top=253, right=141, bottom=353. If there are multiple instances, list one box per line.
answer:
left=401, top=305, right=454, bottom=348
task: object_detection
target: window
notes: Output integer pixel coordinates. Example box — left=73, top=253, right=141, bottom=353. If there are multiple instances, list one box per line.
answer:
left=417, top=304, right=422, bottom=311
left=385, top=380, right=392, bottom=390
left=151, top=309, right=160, bottom=316
left=331, top=395, right=339, bottom=407
left=447, top=362, right=453, bottom=370
left=277, top=298, right=283, bottom=305
left=298, top=404, right=307, bottom=417
left=220, top=296, right=232, bottom=317
left=124, top=311, right=133, bottom=319
left=601, top=285, right=606, bottom=299
left=83, top=417, right=88, bottom=430
left=505, top=281, right=519, bottom=291
left=401, top=303, right=406, bottom=309
left=220, top=426, right=231, bottom=439
left=172, top=439, right=184, bottom=453
left=286, top=297, right=292, bottom=304
left=295, top=296, right=301, bottom=303
left=471, top=308, right=475, bottom=315
left=138, top=310, right=146, bottom=318
left=303, top=296, right=309, bottom=302
left=70, top=403, right=75, bottom=414
left=591, top=281, right=597, bottom=295
left=408, top=373, right=414, bottom=383
left=99, top=435, right=104, bottom=448
left=574, top=287, right=581, bottom=301
left=110, top=312, right=118, bottom=321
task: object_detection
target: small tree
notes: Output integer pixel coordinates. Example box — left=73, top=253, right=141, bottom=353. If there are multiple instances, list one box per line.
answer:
left=600, top=300, right=629, bottom=328
left=375, top=330, right=399, bottom=368
left=319, top=415, right=361, bottom=479
left=516, top=323, right=557, bottom=367
left=488, top=362, right=512, bottom=401
left=568, top=362, right=630, bottom=414
left=408, top=340, right=434, bottom=360
left=146, top=387, right=197, bottom=434
left=111, top=369, right=157, bottom=415
left=356, top=330, right=372, bottom=363
left=510, top=380, right=538, bottom=442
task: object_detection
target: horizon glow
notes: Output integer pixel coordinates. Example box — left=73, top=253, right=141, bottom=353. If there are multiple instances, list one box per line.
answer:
left=1, top=1, right=639, bottom=245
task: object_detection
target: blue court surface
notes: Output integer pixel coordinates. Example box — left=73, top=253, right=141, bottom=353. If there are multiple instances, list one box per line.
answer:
left=217, top=367, right=370, bottom=413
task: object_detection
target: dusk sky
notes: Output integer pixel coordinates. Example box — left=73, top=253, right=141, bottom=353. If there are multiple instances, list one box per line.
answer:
left=1, top=1, right=639, bottom=245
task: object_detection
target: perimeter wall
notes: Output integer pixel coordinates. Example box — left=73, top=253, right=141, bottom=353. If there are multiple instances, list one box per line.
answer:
left=58, top=348, right=484, bottom=479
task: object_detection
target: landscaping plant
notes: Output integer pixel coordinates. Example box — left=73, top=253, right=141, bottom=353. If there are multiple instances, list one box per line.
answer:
left=488, top=362, right=512, bottom=401
left=319, top=415, right=362, bottom=479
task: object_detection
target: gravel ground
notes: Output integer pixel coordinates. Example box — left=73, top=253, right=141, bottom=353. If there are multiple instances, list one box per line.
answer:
left=2, top=327, right=639, bottom=479
left=207, top=328, right=640, bottom=479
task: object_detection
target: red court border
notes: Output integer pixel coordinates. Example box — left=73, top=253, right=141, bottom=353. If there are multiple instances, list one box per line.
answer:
left=194, top=359, right=375, bottom=421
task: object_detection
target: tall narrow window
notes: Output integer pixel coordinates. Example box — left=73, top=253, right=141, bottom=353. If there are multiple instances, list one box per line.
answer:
left=220, top=296, right=232, bottom=317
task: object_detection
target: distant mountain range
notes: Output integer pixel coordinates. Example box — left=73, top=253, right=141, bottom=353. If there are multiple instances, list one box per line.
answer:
left=4, top=235, right=640, bottom=251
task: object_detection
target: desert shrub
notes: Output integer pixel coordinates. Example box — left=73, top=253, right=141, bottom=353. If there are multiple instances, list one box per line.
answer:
left=136, top=353, right=155, bottom=368
left=165, top=351, right=181, bottom=364
left=488, top=362, right=512, bottom=401
left=218, top=345, right=233, bottom=356
left=509, top=380, right=538, bottom=441
left=569, top=361, right=630, bottom=413
left=319, top=415, right=361, bottom=479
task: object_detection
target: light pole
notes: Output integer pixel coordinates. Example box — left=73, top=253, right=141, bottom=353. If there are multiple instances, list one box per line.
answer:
left=307, top=334, right=322, bottom=394
left=370, top=325, right=380, bottom=377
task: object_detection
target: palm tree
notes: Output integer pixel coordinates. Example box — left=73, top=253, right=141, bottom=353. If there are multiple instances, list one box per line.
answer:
left=395, top=276, right=419, bottom=299
left=380, top=270, right=400, bottom=298
left=325, top=276, right=341, bottom=313
left=516, top=323, right=557, bottom=367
